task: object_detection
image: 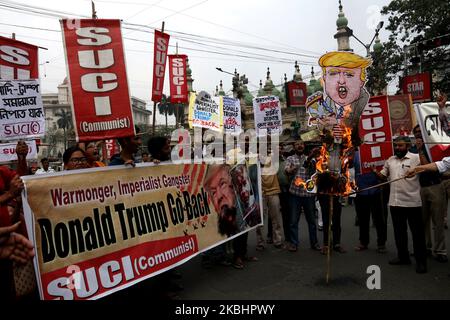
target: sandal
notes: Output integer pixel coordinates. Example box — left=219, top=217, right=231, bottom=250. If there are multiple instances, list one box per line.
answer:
left=233, top=258, right=244, bottom=269
left=256, top=244, right=265, bottom=251
left=333, top=245, right=347, bottom=253
left=355, top=244, right=368, bottom=251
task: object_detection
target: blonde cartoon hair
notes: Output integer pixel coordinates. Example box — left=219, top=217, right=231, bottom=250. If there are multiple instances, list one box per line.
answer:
left=319, top=51, right=372, bottom=82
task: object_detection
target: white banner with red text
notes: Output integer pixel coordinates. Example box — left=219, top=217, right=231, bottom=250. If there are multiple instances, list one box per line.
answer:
left=0, top=79, right=44, bottom=139
left=22, top=161, right=262, bottom=300
left=0, top=139, right=37, bottom=163
left=253, top=96, right=282, bottom=136
left=223, top=96, right=242, bottom=134
left=414, top=101, right=450, bottom=161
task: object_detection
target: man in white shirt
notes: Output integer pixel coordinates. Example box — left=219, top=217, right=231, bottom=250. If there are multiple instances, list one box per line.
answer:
left=374, top=136, right=427, bottom=274
left=408, top=156, right=450, bottom=174
left=35, top=158, right=55, bottom=175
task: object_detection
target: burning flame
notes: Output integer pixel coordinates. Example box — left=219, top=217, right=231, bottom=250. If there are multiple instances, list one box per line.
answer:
left=315, top=123, right=355, bottom=196
left=294, top=177, right=307, bottom=189
left=340, top=126, right=354, bottom=195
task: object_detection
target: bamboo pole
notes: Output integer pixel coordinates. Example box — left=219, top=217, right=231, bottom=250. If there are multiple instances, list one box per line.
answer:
left=326, top=195, right=333, bottom=284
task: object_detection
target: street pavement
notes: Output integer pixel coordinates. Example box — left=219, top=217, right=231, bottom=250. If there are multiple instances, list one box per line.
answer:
left=107, top=203, right=450, bottom=301
left=174, top=203, right=450, bottom=300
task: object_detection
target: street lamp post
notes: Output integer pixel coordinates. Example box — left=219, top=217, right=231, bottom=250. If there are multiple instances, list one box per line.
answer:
left=216, top=67, right=244, bottom=98
left=345, top=21, right=384, bottom=57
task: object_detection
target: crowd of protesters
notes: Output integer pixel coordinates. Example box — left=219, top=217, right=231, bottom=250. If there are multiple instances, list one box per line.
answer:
left=2, top=97, right=450, bottom=300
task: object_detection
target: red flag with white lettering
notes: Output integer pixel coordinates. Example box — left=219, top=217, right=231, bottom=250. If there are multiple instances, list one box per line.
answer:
left=0, top=35, right=38, bottom=79
left=61, top=19, right=135, bottom=142
left=168, top=54, right=188, bottom=104
left=359, top=95, right=394, bottom=174
left=151, top=30, right=170, bottom=102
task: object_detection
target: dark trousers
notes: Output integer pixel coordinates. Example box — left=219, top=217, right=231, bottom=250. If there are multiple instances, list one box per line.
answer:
left=279, top=191, right=291, bottom=242
left=318, top=195, right=342, bottom=247
left=233, top=232, right=248, bottom=259
left=390, top=206, right=427, bottom=264
left=355, top=193, right=388, bottom=247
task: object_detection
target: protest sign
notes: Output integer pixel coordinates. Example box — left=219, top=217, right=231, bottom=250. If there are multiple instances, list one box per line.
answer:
left=22, top=161, right=262, bottom=300
left=401, top=72, right=432, bottom=102
left=168, top=54, right=188, bottom=104
left=0, top=139, right=37, bottom=163
left=388, top=94, right=414, bottom=136
left=222, top=96, right=241, bottom=134
left=285, top=81, right=307, bottom=108
left=188, top=91, right=223, bottom=132
left=0, top=79, right=44, bottom=139
left=0, top=35, right=38, bottom=80
left=253, top=96, right=282, bottom=135
left=61, top=19, right=135, bottom=141
left=359, top=95, right=394, bottom=174
left=415, top=101, right=450, bottom=161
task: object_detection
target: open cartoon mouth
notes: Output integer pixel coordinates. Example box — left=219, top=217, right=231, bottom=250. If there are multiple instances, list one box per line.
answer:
left=338, top=86, right=347, bottom=99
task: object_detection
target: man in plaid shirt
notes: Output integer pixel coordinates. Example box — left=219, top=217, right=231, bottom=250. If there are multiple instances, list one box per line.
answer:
left=285, top=140, right=320, bottom=252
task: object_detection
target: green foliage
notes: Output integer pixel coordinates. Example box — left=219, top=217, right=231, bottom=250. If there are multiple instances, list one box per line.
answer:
left=157, top=94, right=185, bottom=127
left=379, top=0, right=450, bottom=94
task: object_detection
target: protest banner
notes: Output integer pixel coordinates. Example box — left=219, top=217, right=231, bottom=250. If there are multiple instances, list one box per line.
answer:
left=222, top=96, right=241, bottom=134
left=168, top=54, right=188, bottom=104
left=22, top=161, right=262, bottom=300
left=0, top=35, right=39, bottom=80
left=253, top=95, right=282, bottom=136
left=388, top=94, right=414, bottom=136
left=285, top=81, right=307, bottom=108
left=415, top=101, right=450, bottom=161
left=188, top=91, right=223, bottom=132
left=0, top=139, right=37, bottom=163
left=104, top=139, right=117, bottom=160
left=151, top=30, right=170, bottom=103
left=0, top=79, right=45, bottom=139
left=359, top=95, right=394, bottom=174
left=61, top=19, right=135, bottom=142
left=401, top=72, right=432, bottom=102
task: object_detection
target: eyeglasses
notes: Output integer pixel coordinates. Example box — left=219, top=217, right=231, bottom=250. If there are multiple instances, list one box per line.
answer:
left=69, top=157, right=87, bottom=164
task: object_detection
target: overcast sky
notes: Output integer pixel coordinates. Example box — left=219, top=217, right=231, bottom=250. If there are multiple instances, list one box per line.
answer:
left=0, top=0, right=393, bottom=124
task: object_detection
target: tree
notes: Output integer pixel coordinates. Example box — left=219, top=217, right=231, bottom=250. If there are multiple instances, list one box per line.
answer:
left=54, top=109, right=73, bottom=150
left=157, top=94, right=185, bottom=127
left=380, top=0, right=450, bottom=94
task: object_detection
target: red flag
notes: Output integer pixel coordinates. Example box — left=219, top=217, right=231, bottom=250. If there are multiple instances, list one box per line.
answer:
left=0, top=35, right=38, bottom=79
left=401, top=72, right=432, bottom=102
left=151, top=30, right=170, bottom=102
left=168, top=54, right=188, bottom=104
left=359, top=95, right=394, bottom=174
left=61, top=19, right=135, bottom=142
left=104, top=139, right=117, bottom=159
left=285, top=81, right=307, bottom=107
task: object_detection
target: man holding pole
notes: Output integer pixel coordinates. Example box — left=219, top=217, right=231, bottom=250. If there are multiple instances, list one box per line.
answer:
left=374, top=136, right=427, bottom=274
